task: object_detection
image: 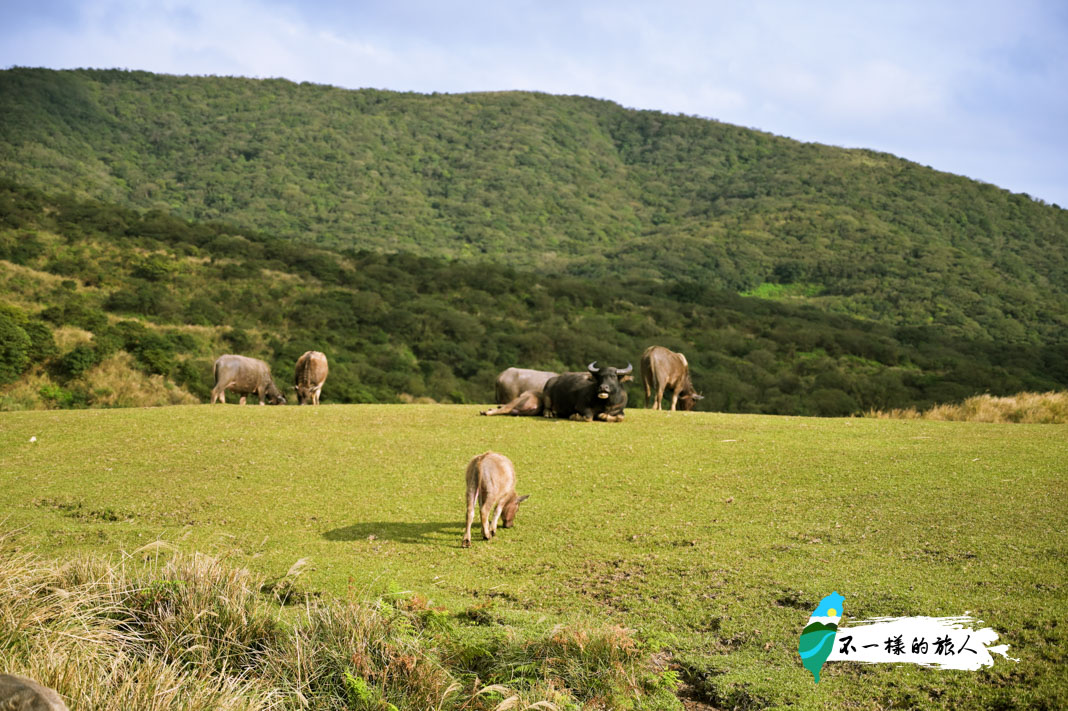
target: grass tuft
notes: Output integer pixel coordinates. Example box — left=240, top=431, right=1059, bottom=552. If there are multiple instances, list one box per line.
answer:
left=0, top=534, right=678, bottom=710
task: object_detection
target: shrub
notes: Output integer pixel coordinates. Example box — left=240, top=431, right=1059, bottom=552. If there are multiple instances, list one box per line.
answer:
left=54, top=344, right=101, bottom=380
left=0, top=311, right=32, bottom=384
left=22, top=320, right=59, bottom=361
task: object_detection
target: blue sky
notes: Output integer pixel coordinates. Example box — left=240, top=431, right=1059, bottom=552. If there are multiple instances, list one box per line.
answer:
left=3, top=0, right=1067, bottom=208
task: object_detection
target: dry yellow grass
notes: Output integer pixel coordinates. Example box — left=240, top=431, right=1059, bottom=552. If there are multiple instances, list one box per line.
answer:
left=52, top=325, right=95, bottom=351
left=0, top=534, right=670, bottom=711
left=82, top=353, right=200, bottom=407
left=0, top=354, right=199, bottom=410
left=867, top=390, right=1068, bottom=423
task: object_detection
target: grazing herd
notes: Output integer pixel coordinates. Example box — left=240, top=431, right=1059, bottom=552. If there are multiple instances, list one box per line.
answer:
left=208, top=346, right=700, bottom=547
left=210, top=351, right=328, bottom=406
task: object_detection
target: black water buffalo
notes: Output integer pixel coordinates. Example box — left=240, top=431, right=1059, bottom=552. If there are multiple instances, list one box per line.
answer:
left=210, top=354, right=286, bottom=405
left=542, top=362, right=632, bottom=422
left=494, top=367, right=558, bottom=404
left=641, top=345, right=703, bottom=411
left=294, top=350, right=329, bottom=405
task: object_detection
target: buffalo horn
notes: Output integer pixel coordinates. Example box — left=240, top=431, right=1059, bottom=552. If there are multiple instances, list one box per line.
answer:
left=618, top=363, right=633, bottom=375
left=587, top=361, right=599, bottom=373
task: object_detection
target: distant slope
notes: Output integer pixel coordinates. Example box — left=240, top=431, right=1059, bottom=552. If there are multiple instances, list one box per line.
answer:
left=2, top=181, right=1064, bottom=413
left=1, top=68, right=1066, bottom=344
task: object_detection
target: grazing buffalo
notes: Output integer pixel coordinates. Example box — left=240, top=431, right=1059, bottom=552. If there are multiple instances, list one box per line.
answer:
left=480, top=389, right=544, bottom=417
left=641, top=345, right=703, bottom=411
left=294, top=350, right=329, bottom=405
left=210, top=354, right=286, bottom=405
left=542, top=362, right=632, bottom=422
left=494, top=367, right=558, bottom=404
left=462, top=451, right=529, bottom=548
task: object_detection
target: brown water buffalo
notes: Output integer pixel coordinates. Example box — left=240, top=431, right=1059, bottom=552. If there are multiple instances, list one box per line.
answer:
left=494, top=367, right=558, bottom=404
left=462, top=451, right=529, bottom=548
left=294, top=350, right=329, bottom=405
left=480, top=389, right=544, bottom=417
left=641, top=345, right=703, bottom=411
left=210, top=354, right=286, bottom=405
left=542, top=362, right=631, bottom=422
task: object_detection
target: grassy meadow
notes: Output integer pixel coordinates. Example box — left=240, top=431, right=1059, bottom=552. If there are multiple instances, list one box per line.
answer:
left=1, top=405, right=1065, bottom=709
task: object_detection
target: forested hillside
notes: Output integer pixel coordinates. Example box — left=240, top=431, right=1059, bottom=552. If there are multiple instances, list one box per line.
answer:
left=2, top=67, right=1066, bottom=346
left=2, top=181, right=1064, bottom=413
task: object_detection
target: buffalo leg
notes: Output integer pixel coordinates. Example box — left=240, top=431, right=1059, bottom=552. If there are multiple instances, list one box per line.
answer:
left=462, top=458, right=481, bottom=548
left=480, top=500, right=496, bottom=540
left=643, top=378, right=651, bottom=408
left=670, top=390, right=679, bottom=411
left=490, top=503, right=504, bottom=535
left=654, top=384, right=667, bottom=410
left=462, top=493, right=477, bottom=548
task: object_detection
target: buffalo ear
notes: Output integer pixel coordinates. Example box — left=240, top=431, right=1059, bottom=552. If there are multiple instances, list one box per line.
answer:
left=620, top=374, right=634, bottom=383
left=517, top=494, right=530, bottom=504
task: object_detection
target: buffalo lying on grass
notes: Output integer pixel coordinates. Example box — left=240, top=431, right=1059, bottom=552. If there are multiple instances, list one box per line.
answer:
left=494, top=367, right=558, bottom=404
left=480, top=389, right=544, bottom=417
left=210, top=354, right=286, bottom=405
left=542, top=362, right=631, bottom=422
left=462, top=451, right=529, bottom=548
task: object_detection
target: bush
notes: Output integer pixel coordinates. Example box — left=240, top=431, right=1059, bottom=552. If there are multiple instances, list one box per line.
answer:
left=0, top=311, right=31, bottom=384
left=22, top=320, right=59, bottom=361
left=54, top=344, right=102, bottom=380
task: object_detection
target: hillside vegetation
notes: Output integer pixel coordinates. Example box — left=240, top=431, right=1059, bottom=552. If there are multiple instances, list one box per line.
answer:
left=2, top=181, right=1065, bottom=413
left=2, top=68, right=1066, bottom=347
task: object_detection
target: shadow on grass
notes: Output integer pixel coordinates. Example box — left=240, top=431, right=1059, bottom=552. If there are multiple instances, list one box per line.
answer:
left=323, top=521, right=463, bottom=544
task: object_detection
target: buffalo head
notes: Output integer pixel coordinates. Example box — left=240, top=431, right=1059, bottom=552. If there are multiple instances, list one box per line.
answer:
left=677, top=391, right=704, bottom=411
left=501, top=493, right=530, bottom=528
left=587, top=361, right=632, bottom=400
left=294, top=384, right=314, bottom=405
left=266, top=382, right=287, bottom=405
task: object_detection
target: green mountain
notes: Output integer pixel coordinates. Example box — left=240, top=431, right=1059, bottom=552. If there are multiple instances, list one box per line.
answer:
left=2, top=67, right=1066, bottom=348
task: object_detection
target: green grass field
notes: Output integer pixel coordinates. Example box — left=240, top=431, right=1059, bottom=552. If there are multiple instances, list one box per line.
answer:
left=1, top=405, right=1065, bottom=709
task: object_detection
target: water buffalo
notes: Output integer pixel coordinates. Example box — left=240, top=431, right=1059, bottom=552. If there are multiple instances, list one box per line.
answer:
left=480, top=389, right=544, bottom=416
left=0, top=674, right=69, bottom=711
left=641, top=346, right=703, bottom=411
left=294, top=350, right=329, bottom=405
left=542, top=362, right=632, bottom=422
left=210, top=354, right=286, bottom=405
left=494, top=367, right=558, bottom=404
left=462, top=451, right=529, bottom=548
